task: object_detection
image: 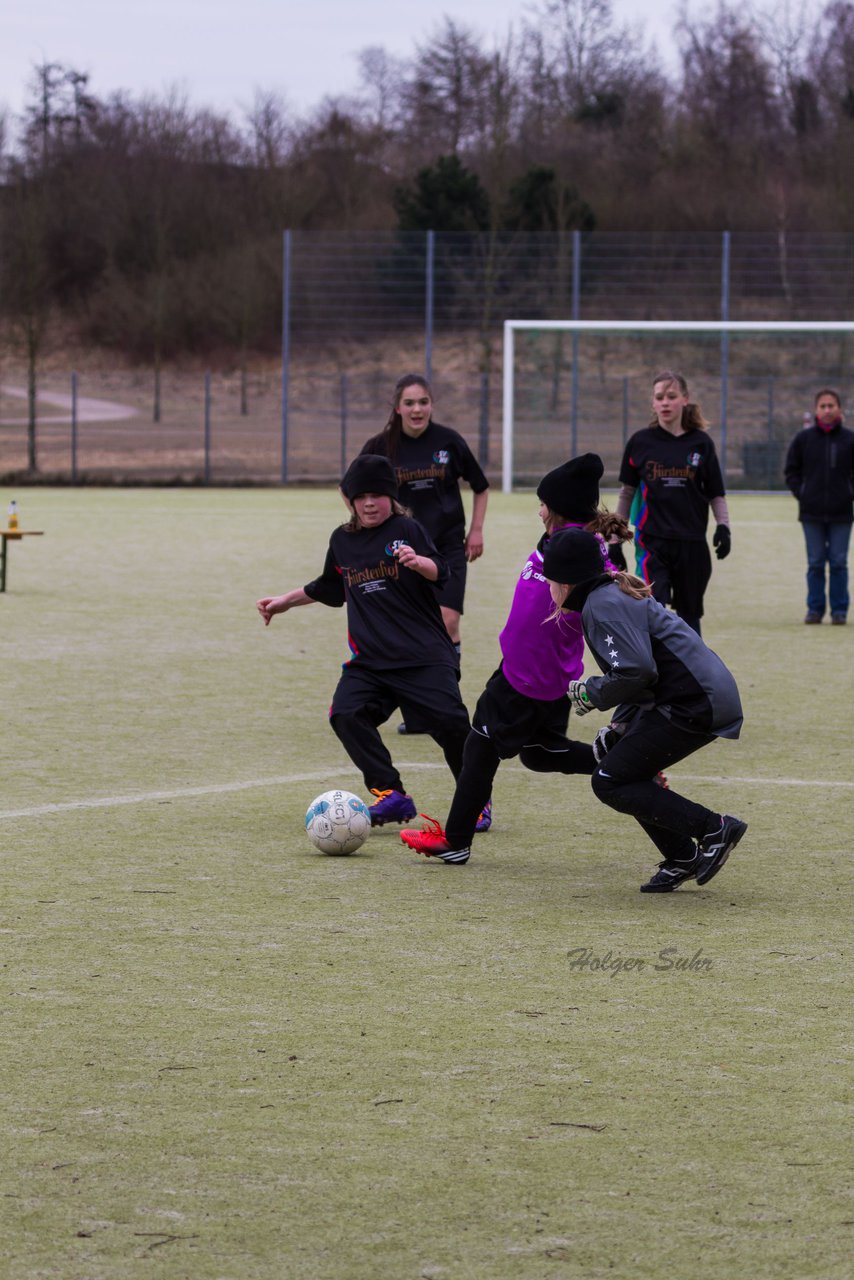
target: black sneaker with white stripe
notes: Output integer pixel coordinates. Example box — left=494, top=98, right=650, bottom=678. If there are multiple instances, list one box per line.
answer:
left=695, top=815, right=747, bottom=885
left=640, top=857, right=699, bottom=893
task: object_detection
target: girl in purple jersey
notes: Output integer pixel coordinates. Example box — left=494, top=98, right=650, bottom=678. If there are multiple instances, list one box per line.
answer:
left=400, top=454, right=631, bottom=865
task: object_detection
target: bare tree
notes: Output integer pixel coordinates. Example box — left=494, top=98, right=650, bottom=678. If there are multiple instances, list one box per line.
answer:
left=356, top=47, right=405, bottom=135
left=245, top=90, right=293, bottom=169
left=524, top=0, right=651, bottom=112
left=0, top=167, right=52, bottom=471
left=400, top=18, right=493, bottom=156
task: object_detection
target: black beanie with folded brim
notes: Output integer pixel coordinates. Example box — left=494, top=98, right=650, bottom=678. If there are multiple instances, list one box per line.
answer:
left=542, top=528, right=609, bottom=586
left=536, top=452, right=604, bottom=522
left=341, top=454, right=399, bottom=501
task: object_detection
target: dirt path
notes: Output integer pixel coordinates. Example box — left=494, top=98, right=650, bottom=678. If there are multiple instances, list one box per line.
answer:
left=0, top=384, right=139, bottom=425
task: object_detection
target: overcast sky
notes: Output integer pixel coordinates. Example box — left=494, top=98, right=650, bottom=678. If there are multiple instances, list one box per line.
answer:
left=1, top=0, right=684, bottom=128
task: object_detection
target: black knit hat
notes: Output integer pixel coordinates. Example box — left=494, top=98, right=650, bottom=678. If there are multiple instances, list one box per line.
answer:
left=542, top=528, right=608, bottom=586
left=341, top=454, right=399, bottom=501
left=536, top=452, right=604, bottom=522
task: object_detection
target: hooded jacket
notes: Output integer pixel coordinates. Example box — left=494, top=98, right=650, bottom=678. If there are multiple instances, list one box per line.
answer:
left=570, top=578, right=743, bottom=739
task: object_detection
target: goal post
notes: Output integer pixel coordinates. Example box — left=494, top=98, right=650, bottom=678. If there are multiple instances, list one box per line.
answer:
left=502, top=319, right=854, bottom=493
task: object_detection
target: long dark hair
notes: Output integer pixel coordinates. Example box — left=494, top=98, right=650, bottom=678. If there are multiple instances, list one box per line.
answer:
left=380, top=373, right=434, bottom=462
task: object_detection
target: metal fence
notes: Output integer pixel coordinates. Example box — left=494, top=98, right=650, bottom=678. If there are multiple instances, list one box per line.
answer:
left=3, top=230, right=854, bottom=487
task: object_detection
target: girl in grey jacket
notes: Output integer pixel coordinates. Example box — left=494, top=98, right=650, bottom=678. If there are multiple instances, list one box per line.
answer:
left=543, top=528, right=747, bottom=893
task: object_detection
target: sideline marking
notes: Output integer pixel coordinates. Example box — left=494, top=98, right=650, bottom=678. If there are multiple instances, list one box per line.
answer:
left=0, top=764, right=849, bottom=822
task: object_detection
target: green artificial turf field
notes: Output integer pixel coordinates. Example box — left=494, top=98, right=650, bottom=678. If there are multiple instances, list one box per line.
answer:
left=1, top=487, right=850, bottom=1279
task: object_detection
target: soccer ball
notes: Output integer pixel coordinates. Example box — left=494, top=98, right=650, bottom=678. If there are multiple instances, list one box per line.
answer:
left=304, top=789, right=371, bottom=855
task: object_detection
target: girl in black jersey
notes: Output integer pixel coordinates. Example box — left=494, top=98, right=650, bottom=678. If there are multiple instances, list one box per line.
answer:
left=615, top=370, right=732, bottom=636
left=360, top=372, right=489, bottom=671
left=256, top=454, right=471, bottom=829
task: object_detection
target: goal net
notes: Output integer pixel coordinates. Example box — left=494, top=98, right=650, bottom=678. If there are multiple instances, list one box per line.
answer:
left=501, top=320, right=854, bottom=493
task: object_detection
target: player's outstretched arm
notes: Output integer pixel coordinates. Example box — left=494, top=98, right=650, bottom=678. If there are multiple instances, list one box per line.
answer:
left=256, top=588, right=314, bottom=625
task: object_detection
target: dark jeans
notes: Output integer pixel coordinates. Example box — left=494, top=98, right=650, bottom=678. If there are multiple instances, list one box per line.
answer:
left=591, top=708, right=719, bottom=864
left=802, top=519, right=851, bottom=617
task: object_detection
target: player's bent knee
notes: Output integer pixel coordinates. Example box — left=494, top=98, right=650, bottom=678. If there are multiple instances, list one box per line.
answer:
left=329, top=710, right=364, bottom=739
left=591, top=768, right=624, bottom=807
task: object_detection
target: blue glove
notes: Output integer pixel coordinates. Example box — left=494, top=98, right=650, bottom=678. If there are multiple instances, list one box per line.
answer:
left=568, top=680, right=594, bottom=716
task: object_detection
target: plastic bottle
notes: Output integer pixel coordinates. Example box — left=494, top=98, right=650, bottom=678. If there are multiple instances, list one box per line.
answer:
left=7, top=499, right=18, bottom=531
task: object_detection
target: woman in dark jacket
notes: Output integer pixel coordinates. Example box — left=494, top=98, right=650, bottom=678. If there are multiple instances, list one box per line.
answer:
left=784, top=388, right=854, bottom=625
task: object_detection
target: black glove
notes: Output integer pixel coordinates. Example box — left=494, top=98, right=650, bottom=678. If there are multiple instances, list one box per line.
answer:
left=713, top=525, right=731, bottom=560
left=607, top=542, right=627, bottom=572
left=592, top=723, right=625, bottom=763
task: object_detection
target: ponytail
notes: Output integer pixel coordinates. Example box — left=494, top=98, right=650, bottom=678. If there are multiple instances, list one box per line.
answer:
left=612, top=570, right=651, bottom=599
left=585, top=510, right=633, bottom=546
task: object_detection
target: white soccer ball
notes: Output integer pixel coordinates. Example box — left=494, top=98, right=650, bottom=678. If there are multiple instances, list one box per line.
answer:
left=304, top=789, right=371, bottom=855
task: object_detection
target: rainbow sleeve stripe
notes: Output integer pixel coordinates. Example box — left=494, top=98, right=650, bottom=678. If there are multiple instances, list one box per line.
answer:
left=632, top=483, right=652, bottom=583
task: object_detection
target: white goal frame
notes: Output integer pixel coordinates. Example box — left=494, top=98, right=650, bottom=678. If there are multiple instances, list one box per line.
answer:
left=501, top=319, right=854, bottom=493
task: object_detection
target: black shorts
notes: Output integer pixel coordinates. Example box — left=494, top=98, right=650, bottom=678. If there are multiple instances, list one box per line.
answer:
left=329, top=662, right=470, bottom=736
left=639, top=535, right=712, bottom=620
left=435, top=536, right=467, bottom=614
left=471, top=665, right=571, bottom=759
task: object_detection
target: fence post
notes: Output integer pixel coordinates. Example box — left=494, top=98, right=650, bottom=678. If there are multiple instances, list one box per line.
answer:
left=204, top=372, right=212, bottom=484
left=570, top=229, right=581, bottom=456
left=478, top=371, right=489, bottom=468
left=281, top=229, right=292, bottom=483
left=622, top=374, right=629, bottom=448
left=425, top=230, right=435, bottom=384
left=340, top=373, right=349, bottom=477
left=27, top=359, right=37, bottom=473
left=720, top=230, right=731, bottom=476
left=71, top=370, right=78, bottom=483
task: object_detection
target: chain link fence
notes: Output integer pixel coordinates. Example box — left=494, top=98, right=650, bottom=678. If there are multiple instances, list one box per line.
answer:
left=3, top=230, right=854, bottom=487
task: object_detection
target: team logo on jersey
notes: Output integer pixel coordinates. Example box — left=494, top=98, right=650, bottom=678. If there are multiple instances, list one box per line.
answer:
left=385, top=538, right=410, bottom=557
left=687, top=451, right=702, bottom=469
left=433, top=450, right=450, bottom=464
left=522, top=559, right=535, bottom=579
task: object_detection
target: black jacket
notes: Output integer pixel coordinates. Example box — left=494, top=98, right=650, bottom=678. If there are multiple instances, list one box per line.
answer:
left=784, top=422, right=854, bottom=522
